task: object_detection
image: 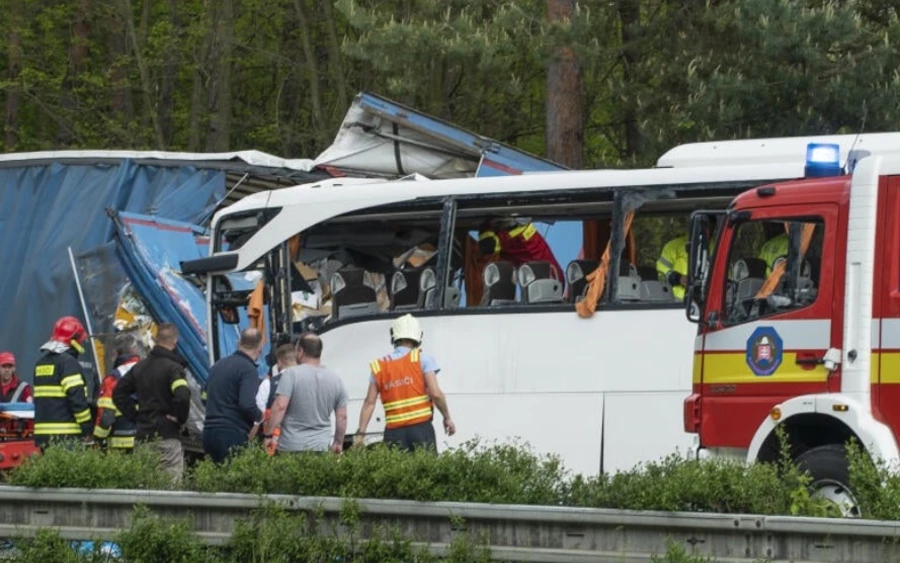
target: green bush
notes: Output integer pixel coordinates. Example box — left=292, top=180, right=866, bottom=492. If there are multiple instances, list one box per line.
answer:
left=4, top=433, right=892, bottom=521
left=6, top=529, right=106, bottom=563
left=3, top=503, right=494, bottom=563
left=569, top=453, right=794, bottom=515
left=5, top=440, right=176, bottom=491
left=188, top=438, right=569, bottom=505
left=115, top=506, right=222, bottom=563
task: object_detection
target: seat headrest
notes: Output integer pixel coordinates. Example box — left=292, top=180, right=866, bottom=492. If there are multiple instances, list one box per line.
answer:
left=484, top=261, right=516, bottom=287
left=331, top=266, right=369, bottom=295
left=518, top=261, right=557, bottom=288
left=565, top=260, right=599, bottom=285
left=732, top=257, right=767, bottom=280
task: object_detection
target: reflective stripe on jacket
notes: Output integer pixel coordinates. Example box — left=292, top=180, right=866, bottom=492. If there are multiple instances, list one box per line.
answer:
left=656, top=235, right=689, bottom=300
left=33, top=351, right=92, bottom=446
left=370, top=348, right=433, bottom=429
left=93, top=364, right=138, bottom=448
left=479, top=223, right=564, bottom=285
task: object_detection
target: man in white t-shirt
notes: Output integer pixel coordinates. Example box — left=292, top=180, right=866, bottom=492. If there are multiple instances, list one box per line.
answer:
left=263, top=333, right=348, bottom=453
left=255, top=343, right=296, bottom=416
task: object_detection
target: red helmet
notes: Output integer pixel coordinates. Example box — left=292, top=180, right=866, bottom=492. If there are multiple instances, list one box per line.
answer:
left=51, top=316, right=87, bottom=346
left=0, top=352, right=14, bottom=366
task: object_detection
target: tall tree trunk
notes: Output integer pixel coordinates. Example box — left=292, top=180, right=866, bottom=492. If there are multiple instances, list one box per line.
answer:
left=205, top=0, right=234, bottom=152
left=618, top=0, right=642, bottom=159
left=293, top=0, right=323, bottom=144
left=188, top=0, right=213, bottom=152
left=107, top=3, right=133, bottom=126
left=4, top=2, right=22, bottom=150
left=321, top=0, right=348, bottom=113
left=58, top=0, right=91, bottom=146
left=546, top=0, right=584, bottom=169
left=158, top=0, right=180, bottom=146
left=122, top=0, right=165, bottom=148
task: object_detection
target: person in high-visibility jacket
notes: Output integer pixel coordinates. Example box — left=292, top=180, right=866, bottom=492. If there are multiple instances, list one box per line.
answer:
left=353, top=314, right=455, bottom=453
left=478, top=218, right=564, bottom=285
left=657, top=221, right=718, bottom=301
left=656, top=235, right=691, bottom=301
left=33, top=316, right=94, bottom=448
left=93, top=335, right=142, bottom=450
left=758, top=232, right=789, bottom=275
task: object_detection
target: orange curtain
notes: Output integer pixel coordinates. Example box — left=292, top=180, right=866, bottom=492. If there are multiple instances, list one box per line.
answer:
left=755, top=223, right=816, bottom=299
left=288, top=234, right=301, bottom=261
left=465, top=235, right=497, bottom=306
left=248, top=279, right=267, bottom=346
left=576, top=211, right=637, bottom=318
left=582, top=220, right=635, bottom=264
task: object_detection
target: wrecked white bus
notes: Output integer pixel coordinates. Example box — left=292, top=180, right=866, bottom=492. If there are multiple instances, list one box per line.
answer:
left=182, top=133, right=899, bottom=477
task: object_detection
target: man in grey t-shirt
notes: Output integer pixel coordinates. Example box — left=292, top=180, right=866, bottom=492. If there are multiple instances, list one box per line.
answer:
left=263, top=333, right=348, bottom=454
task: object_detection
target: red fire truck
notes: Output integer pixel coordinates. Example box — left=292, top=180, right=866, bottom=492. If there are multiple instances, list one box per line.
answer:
left=684, top=140, right=900, bottom=517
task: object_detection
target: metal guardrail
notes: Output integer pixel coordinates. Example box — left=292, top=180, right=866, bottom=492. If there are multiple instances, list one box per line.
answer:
left=0, top=486, right=898, bottom=562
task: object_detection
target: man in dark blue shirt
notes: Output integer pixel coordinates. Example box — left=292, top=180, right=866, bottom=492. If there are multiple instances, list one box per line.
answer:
left=202, top=328, right=265, bottom=463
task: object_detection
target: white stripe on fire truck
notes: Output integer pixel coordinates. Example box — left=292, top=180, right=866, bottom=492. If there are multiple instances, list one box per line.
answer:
left=701, top=319, right=831, bottom=352
left=877, top=318, right=900, bottom=350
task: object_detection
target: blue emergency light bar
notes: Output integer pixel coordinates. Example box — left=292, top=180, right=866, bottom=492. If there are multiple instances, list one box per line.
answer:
left=804, top=142, right=844, bottom=178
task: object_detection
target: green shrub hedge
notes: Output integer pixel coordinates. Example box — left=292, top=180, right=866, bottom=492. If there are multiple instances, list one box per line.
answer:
left=8, top=432, right=894, bottom=518
left=9, top=433, right=893, bottom=562
left=5, top=503, right=722, bottom=563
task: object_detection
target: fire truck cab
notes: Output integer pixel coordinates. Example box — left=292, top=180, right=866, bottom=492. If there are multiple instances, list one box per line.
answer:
left=685, top=138, right=900, bottom=516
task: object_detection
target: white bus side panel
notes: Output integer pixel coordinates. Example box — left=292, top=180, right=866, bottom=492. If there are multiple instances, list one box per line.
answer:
left=319, top=308, right=696, bottom=477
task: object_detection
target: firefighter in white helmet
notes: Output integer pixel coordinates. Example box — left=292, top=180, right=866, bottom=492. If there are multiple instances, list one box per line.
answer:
left=353, top=314, right=455, bottom=452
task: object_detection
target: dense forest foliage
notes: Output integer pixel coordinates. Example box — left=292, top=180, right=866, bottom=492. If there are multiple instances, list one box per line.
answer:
left=1, top=0, right=898, bottom=170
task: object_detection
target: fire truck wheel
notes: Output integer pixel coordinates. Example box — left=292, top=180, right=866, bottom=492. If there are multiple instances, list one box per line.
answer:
left=794, top=444, right=861, bottom=518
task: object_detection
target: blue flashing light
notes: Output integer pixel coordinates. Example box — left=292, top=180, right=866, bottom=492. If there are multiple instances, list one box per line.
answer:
left=804, top=142, right=844, bottom=178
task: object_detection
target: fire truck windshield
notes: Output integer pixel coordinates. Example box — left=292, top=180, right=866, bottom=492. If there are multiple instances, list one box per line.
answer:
left=721, top=218, right=823, bottom=326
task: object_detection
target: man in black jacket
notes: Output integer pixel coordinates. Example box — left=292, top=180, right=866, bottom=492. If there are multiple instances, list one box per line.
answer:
left=202, top=328, right=265, bottom=463
left=113, top=323, right=190, bottom=481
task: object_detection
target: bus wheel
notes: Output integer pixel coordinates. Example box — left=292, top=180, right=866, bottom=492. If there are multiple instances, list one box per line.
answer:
left=794, top=444, right=861, bottom=518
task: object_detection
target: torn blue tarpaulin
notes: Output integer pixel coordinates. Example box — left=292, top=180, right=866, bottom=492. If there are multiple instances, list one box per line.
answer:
left=0, top=160, right=225, bottom=378
left=110, top=211, right=268, bottom=384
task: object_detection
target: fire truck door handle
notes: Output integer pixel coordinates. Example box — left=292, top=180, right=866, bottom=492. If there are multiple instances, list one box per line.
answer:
left=795, top=352, right=824, bottom=369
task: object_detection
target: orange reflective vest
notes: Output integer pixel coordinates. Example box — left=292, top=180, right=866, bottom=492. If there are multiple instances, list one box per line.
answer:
left=369, top=349, right=433, bottom=429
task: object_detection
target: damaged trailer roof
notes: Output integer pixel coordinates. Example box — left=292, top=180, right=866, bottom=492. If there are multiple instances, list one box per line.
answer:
left=0, top=149, right=330, bottom=209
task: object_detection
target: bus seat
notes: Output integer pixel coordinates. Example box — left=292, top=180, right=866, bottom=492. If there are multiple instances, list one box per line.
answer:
left=331, top=267, right=379, bottom=319
left=565, top=260, right=600, bottom=304
left=424, top=285, right=462, bottom=309
left=616, top=263, right=642, bottom=302
left=640, top=280, right=673, bottom=301
left=634, top=264, right=672, bottom=301
left=518, top=261, right=564, bottom=304
left=732, top=257, right=767, bottom=301
left=390, top=267, right=433, bottom=310
left=410, top=266, right=461, bottom=309
left=481, top=261, right=517, bottom=306
left=637, top=265, right=658, bottom=281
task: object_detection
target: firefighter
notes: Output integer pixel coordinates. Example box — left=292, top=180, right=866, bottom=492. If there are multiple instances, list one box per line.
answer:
left=33, top=316, right=94, bottom=448
left=478, top=218, right=564, bottom=285
left=93, top=335, right=142, bottom=451
left=0, top=352, right=32, bottom=403
left=353, top=314, right=455, bottom=453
